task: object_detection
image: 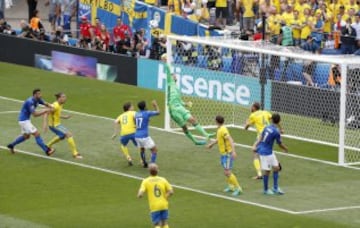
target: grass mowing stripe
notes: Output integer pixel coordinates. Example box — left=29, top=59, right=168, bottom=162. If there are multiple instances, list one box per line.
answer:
left=2, top=95, right=360, bottom=171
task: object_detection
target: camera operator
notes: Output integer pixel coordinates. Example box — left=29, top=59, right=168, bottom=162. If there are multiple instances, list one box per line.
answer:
left=0, top=19, right=16, bottom=35
left=52, top=26, right=69, bottom=45
left=150, top=34, right=166, bottom=60
left=117, top=30, right=134, bottom=56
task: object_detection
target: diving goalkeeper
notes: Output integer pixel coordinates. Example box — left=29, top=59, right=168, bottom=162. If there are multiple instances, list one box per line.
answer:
left=162, top=54, right=214, bottom=145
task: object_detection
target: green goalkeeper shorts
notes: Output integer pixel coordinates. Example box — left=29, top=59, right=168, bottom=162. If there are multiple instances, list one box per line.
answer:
left=169, top=105, right=191, bottom=127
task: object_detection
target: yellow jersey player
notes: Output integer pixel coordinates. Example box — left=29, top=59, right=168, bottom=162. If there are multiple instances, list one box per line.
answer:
left=44, top=92, right=82, bottom=159
left=245, top=102, right=282, bottom=179
left=138, top=163, right=174, bottom=228
left=112, top=102, right=137, bottom=166
left=207, top=115, right=243, bottom=196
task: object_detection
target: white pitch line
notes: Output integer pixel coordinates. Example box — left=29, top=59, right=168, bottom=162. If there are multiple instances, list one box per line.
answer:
left=0, top=146, right=297, bottom=215
left=1, top=97, right=360, bottom=214
left=1, top=95, right=360, bottom=171
left=2, top=146, right=359, bottom=215
left=0, top=111, right=19, bottom=114
left=296, top=205, right=360, bottom=214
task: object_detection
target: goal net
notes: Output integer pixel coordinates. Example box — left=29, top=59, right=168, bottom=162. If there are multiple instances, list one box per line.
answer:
left=165, top=34, right=360, bottom=165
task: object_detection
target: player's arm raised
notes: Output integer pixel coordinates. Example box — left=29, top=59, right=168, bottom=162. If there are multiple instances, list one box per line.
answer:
left=152, top=100, right=160, bottom=113
left=278, top=122, right=285, bottom=134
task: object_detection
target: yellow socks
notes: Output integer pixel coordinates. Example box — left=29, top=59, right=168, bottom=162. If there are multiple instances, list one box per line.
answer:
left=47, top=136, right=61, bottom=147
left=253, top=158, right=262, bottom=177
left=163, top=225, right=169, bottom=228
left=67, top=137, right=78, bottom=156
left=120, top=145, right=131, bottom=161
left=227, top=173, right=242, bottom=191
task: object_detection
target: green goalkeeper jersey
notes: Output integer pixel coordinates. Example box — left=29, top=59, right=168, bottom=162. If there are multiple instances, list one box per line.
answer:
left=165, top=64, right=184, bottom=107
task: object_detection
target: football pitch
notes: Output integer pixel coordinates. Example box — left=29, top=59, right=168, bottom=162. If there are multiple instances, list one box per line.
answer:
left=0, top=62, right=359, bottom=227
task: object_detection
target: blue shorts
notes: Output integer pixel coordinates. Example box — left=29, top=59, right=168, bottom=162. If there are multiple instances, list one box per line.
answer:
left=120, top=134, right=137, bottom=146
left=49, top=125, right=68, bottom=139
left=151, top=210, right=169, bottom=225
left=220, top=154, right=233, bottom=170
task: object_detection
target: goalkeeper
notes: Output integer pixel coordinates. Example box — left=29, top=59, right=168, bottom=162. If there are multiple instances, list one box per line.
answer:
left=162, top=54, right=214, bottom=145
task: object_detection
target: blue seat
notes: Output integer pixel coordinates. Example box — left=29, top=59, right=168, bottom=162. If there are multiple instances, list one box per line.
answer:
left=222, top=57, right=233, bottom=72
left=285, top=62, right=303, bottom=82
left=314, top=63, right=331, bottom=86
left=197, top=55, right=208, bottom=68
left=68, top=38, right=78, bottom=46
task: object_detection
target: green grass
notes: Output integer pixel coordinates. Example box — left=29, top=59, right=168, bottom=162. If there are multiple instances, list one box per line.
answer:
left=0, top=62, right=360, bottom=227
left=0, top=151, right=349, bottom=228
left=0, top=62, right=346, bottom=162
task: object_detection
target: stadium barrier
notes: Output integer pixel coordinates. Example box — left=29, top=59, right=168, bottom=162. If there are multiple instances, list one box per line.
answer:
left=0, top=34, right=137, bottom=86
left=137, top=58, right=272, bottom=109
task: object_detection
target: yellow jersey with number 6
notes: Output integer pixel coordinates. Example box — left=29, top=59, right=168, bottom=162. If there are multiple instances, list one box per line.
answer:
left=139, top=176, right=173, bottom=212
left=248, top=110, right=272, bottom=136
left=116, top=111, right=136, bottom=136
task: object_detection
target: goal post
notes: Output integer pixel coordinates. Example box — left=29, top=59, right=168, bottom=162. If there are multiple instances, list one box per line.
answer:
left=165, top=34, right=360, bottom=165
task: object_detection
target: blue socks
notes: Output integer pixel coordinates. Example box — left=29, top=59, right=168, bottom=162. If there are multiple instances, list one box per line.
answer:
left=35, top=136, right=49, bottom=153
left=10, top=135, right=27, bottom=146
left=151, top=151, right=157, bottom=163
left=263, top=175, right=269, bottom=192
left=273, top=171, right=279, bottom=190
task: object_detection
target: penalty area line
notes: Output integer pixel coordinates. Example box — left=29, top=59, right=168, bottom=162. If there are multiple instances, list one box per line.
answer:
left=0, top=145, right=297, bottom=215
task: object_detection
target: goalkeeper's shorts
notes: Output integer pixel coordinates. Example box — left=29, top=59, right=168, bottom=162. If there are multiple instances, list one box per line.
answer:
left=169, top=105, right=191, bottom=127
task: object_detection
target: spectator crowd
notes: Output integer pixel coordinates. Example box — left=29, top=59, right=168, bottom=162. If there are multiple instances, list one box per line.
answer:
left=1, top=0, right=360, bottom=57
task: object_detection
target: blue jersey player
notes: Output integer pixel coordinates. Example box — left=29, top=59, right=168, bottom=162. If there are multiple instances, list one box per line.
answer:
left=135, top=100, right=160, bottom=167
left=7, top=89, right=55, bottom=156
left=253, top=113, right=288, bottom=195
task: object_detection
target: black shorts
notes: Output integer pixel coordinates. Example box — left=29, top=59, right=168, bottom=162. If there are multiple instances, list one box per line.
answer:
left=216, top=7, right=228, bottom=18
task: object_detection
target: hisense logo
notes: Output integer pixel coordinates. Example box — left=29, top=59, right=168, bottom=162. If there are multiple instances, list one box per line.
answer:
left=157, top=64, right=251, bottom=105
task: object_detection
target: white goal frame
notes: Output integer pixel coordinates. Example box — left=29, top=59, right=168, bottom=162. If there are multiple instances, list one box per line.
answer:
left=165, top=34, right=360, bottom=166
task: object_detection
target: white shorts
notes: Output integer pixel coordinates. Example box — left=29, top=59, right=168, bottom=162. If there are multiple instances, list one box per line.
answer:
left=259, top=154, right=279, bottom=171
left=19, top=120, right=37, bottom=134
left=135, top=137, right=155, bottom=149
